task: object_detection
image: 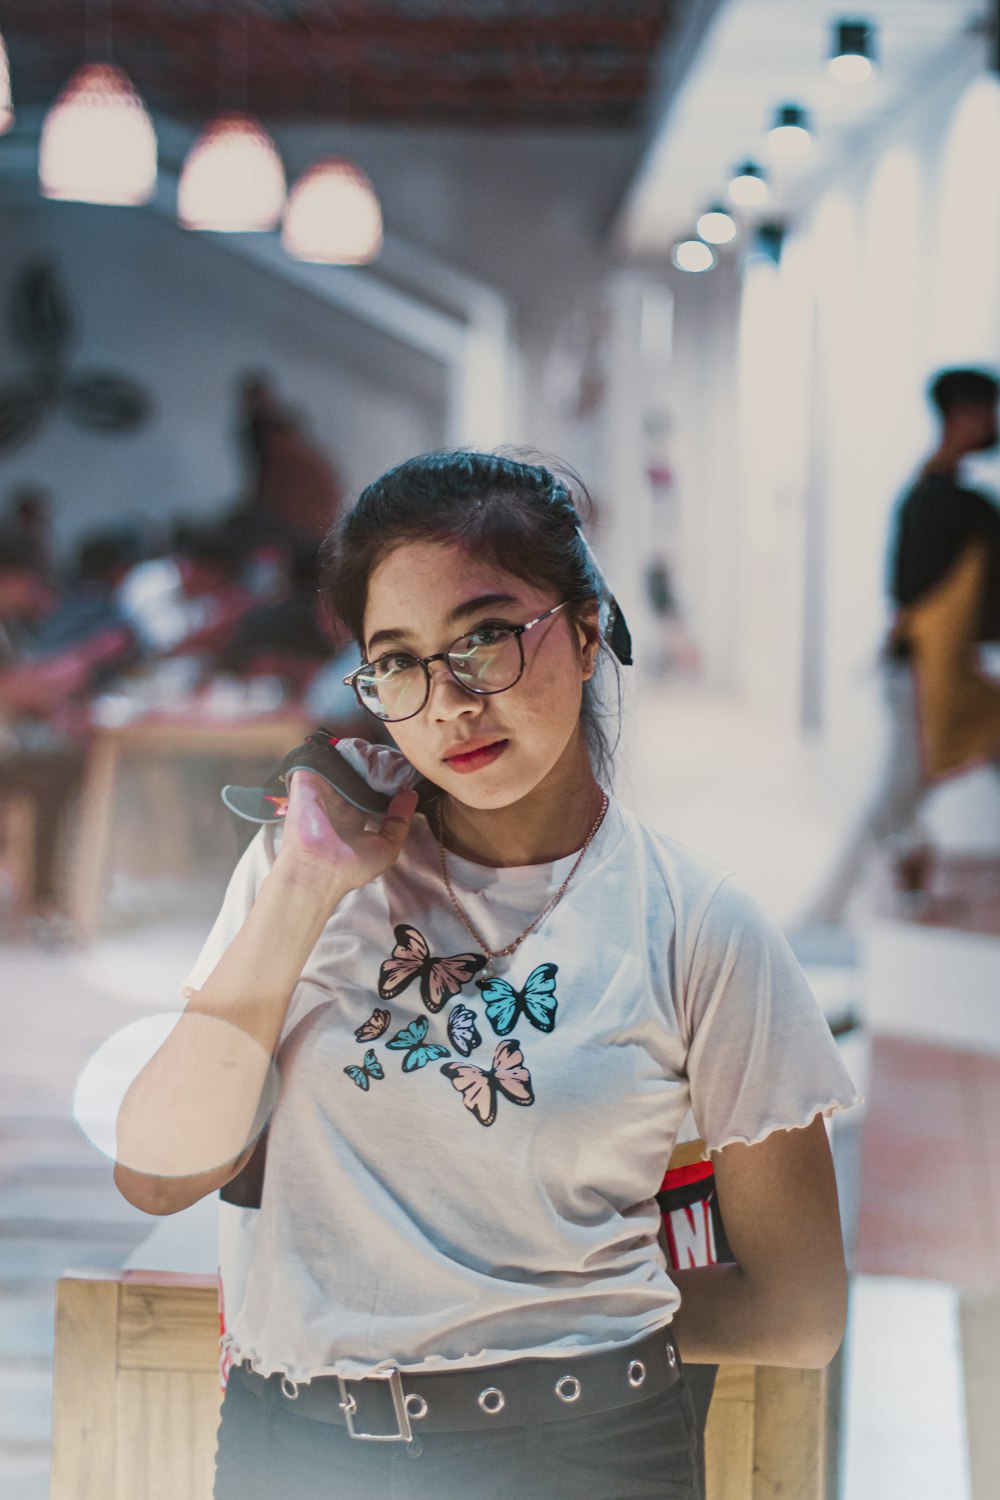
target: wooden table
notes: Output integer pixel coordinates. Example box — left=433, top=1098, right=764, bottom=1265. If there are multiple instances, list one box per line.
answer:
left=68, top=712, right=307, bottom=939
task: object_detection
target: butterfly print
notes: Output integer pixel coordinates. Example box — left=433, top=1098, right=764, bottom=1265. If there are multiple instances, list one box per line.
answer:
left=343, top=1049, right=385, bottom=1091
left=355, top=1008, right=392, bottom=1043
left=440, top=1039, right=534, bottom=1126
left=446, top=1002, right=482, bottom=1057
left=378, top=924, right=486, bottom=1013
left=263, top=794, right=288, bottom=818
left=386, top=1015, right=451, bottom=1073
left=477, top=963, right=558, bottom=1036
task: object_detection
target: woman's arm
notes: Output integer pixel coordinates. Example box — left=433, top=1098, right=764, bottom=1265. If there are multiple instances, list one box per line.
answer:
left=114, top=775, right=419, bottom=1217
left=667, top=1115, right=847, bottom=1369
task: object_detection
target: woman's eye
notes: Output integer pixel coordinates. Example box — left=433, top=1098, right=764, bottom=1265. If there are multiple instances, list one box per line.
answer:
left=375, top=653, right=418, bottom=678
left=467, top=624, right=511, bottom=649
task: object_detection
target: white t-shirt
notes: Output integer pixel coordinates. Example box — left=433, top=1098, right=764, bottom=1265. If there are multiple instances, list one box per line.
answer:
left=187, top=741, right=859, bottom=1384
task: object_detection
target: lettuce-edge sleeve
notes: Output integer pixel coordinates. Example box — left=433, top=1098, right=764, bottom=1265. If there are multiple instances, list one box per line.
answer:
left=681, top=875, right=861, bottom=1157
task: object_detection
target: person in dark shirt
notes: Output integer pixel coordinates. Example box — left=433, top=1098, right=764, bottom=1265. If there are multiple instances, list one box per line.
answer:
left=801, top=367, right=1000, bottom=922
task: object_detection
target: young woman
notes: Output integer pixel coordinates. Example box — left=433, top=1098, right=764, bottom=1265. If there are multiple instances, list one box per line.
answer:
left=115, top=452, right=858, bottom=1500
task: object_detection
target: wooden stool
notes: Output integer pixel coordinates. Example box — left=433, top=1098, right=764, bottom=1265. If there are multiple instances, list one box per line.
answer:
left=51, top=1269, right=829, bottom=1500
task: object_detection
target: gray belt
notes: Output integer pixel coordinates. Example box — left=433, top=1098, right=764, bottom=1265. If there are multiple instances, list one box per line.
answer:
left=234, top=1327, right=682, bottom=1441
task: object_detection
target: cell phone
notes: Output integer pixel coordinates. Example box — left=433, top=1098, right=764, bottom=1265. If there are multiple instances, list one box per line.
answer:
left=221, top=729, right=427, bottom=824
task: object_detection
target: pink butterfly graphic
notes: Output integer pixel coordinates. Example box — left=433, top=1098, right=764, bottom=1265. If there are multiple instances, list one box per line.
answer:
left=440, top=1038, right=534, bottom=1126
left=355, top=1008, right=391, bottom=1043
left=378, top=924, right=486, bottom=1014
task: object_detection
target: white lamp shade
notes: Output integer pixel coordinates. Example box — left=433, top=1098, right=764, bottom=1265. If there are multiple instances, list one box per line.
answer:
left=769, top=123, right=812, bottom=156
left=282, top=158, right=383, bottom=265
left=39, top=63, right=157, bottom=205
left=0, top=30, right=13, bottom=135
left=178, top=113, right=286, bottom=232
left=728, top=164, right=768, bottom=207
left=697, top=208, right=737, bottom=245
left=829, top=52, right=873, bottom=82
left=672, top=240, right=716, bottom=273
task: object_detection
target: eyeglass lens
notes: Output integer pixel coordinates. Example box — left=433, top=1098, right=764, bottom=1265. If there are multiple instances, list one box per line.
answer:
left=356, top=627, right=523, bottom=721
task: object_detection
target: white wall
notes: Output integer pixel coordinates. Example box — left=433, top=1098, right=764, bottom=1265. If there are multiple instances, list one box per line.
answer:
left=0, top=197, right=445, bottom=561
left=663, top=256, right=742, bottom=691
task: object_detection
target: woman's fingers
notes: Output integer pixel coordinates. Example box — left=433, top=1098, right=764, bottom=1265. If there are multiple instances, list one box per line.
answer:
left=376, top=789, right=420, bottom=851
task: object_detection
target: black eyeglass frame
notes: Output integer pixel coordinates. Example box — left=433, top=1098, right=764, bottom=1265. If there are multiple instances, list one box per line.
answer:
left=342, top=601, right=572, bottom=723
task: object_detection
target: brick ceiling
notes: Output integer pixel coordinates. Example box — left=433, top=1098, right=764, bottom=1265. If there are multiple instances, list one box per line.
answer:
left=1, top=1, right=677, bottom=128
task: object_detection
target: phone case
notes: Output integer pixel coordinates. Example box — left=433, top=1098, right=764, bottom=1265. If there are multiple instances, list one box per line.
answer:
left=222, top=729, right=398, bottom=823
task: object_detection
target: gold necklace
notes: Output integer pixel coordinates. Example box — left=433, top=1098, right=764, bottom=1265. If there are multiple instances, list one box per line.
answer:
left=434, top=792, right=610, bottom=975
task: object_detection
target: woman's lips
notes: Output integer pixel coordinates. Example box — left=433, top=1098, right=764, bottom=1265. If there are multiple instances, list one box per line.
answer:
left=442, top=739, right=509, bottom=773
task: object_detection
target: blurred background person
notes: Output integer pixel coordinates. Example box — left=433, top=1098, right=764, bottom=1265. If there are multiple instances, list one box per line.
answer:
left=0, top=531, right=131, bottom=929
left=116, top=523, right=255, bottom=664
left=798, top=368, right=1000, bottom=925
left=3, top=483, right=54, bottom=577
left=234, top=372, right=342, bottom=544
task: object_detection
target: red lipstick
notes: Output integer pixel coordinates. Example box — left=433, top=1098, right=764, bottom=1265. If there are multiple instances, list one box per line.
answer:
left=442, top=738, right=509, bottom=773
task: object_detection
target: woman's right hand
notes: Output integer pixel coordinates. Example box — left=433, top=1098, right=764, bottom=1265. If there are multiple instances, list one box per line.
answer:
left=272, top=768, right=419, bottom=896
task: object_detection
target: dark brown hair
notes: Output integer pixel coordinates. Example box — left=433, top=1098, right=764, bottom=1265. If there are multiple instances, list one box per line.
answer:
left=929, top=367, right=999, bottom=416
left=320, top=450, right=620, bottom=778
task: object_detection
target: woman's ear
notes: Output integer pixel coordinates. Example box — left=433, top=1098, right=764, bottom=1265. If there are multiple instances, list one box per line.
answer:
left=575, top=601, right=601, bottom=681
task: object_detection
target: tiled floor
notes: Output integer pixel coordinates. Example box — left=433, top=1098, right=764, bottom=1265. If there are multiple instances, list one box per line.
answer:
left=855, top=1036, right=1000, bottom=1290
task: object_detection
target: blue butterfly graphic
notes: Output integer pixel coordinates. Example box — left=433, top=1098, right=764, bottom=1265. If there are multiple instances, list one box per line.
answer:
left=446, top=1002, right=482, bottom=1057
left=343, top=1048, right=385, bottom=1091
left=477, top=963, right=559, bottom=1036
left=386, top=1015, right=451, bottom=1073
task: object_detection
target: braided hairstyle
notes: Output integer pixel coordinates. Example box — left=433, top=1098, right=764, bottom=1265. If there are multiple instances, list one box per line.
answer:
left=320, top=450, right=620, bottom=779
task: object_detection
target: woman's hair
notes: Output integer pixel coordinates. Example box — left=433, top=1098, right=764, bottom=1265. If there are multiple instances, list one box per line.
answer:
left=320, top=450, right=620, bottom=779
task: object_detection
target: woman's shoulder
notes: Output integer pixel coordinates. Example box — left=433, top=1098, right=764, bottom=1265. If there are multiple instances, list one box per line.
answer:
left=614, top=806, right=733, bottom=924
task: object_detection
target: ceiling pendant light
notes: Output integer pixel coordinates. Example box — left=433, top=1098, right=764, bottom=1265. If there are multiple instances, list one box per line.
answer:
left=38, top=62, right=157, bottom=205
left=671, top=239, right=716, bottom=274
left=0, top=28, right=14, bottom=135
left=282, top=157, right=383, bottom=265
left=728, top=161, right=768, bottom=207
left=178, top=112, right=286, bottom=232
left=769, top=104, right=813, bottom=156
left=829, top=20, right=876, bottom=82
left=696, top=204, right=737, bottom=245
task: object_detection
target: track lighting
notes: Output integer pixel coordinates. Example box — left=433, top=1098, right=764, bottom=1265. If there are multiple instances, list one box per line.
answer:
left=728, top=162, right=768, bottom=206
left=829, top=20, right=876, bottom=82
left=769, top=104, right=812, bottom=156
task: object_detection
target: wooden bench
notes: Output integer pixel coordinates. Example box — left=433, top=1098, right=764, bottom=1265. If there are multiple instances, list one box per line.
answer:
left=51, top=1269, right=828, bottom=1500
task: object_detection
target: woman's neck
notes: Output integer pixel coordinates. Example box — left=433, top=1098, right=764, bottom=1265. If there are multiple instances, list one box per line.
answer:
left=437, top=738, right=605, bottom=868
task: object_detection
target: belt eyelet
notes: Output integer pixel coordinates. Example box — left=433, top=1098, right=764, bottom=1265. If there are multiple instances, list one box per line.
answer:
left=478, top=1386, right=505, bottom=1415
left=405, top=1393, right=429, bottom=1421
left=627, top=1359, right=646, bottom=1388
left=280, top=1375, right=300, bottom=1400
left=666, top=1342, right=677, bottom=1369
left=554, top=1375, right=581, bottom=1403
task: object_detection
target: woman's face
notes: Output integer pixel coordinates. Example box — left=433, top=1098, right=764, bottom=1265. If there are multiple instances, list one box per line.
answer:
left=361, top=539, right=598, bottom=809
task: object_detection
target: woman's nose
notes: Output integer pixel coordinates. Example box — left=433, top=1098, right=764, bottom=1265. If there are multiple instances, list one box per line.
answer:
left=426, top=660, right=481, bottom=718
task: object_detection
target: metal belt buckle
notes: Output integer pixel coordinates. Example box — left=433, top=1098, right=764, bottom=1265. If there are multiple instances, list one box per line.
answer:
left=337, top=1367, right=413, bottom=1442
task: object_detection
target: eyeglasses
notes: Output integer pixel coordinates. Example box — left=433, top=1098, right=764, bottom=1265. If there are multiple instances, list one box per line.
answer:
left=343, top=601, right=570, bottom=723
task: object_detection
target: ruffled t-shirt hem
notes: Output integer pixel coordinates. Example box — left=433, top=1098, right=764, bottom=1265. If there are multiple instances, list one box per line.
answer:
left=699, top=1093, right=863, bottom=1159
left=220, top=1316, right=682, bottom=1387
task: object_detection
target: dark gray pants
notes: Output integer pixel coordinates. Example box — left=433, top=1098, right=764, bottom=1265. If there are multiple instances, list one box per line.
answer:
left=214, top=1359, right=702, bottom=1500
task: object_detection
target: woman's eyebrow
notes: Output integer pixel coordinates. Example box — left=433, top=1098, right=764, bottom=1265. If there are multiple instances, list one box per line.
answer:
left=366, top=593, right=521, bottom=654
